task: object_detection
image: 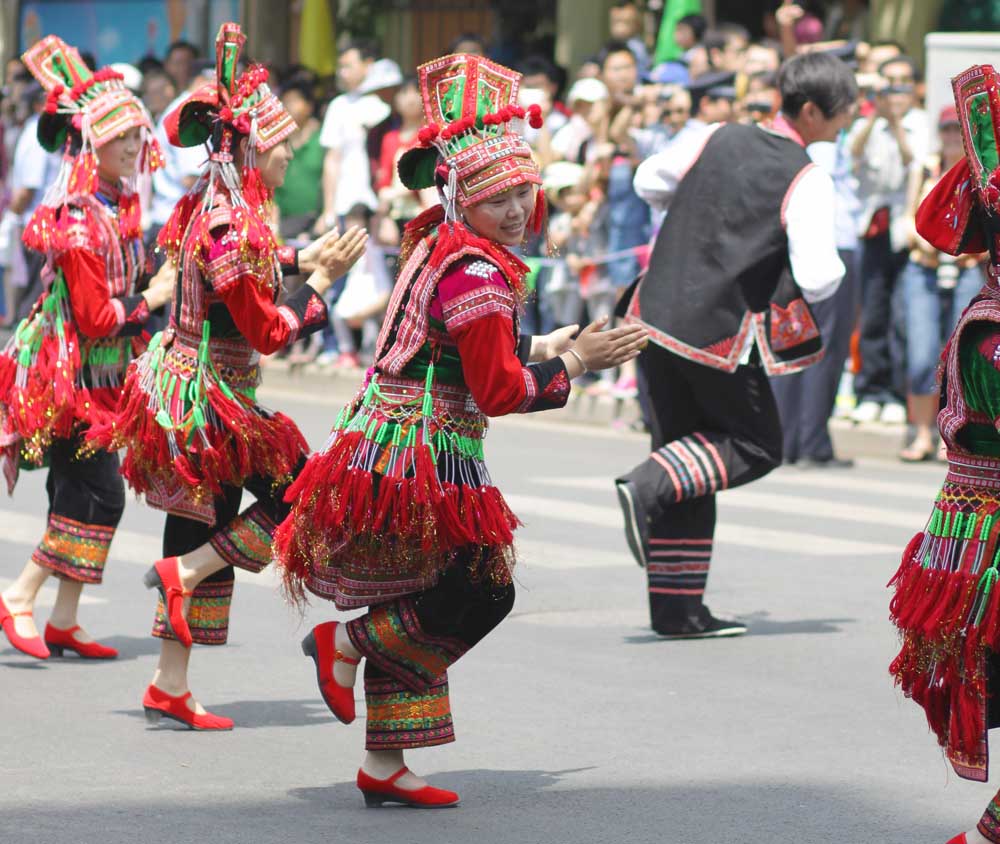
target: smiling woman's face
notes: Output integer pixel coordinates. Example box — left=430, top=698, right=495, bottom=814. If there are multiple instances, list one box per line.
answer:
left=96, top=127, right=142, bottom=182
left=462, top=182, right=536, bottom=246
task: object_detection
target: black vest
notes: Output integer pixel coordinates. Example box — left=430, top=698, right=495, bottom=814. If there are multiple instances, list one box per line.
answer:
left=625, top=122, right=824, bottom=375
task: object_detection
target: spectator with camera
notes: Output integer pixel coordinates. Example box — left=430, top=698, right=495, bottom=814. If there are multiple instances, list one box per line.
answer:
left=848, top=54, right=928, bottom=425
left=898, top=105, right=987, bottom=461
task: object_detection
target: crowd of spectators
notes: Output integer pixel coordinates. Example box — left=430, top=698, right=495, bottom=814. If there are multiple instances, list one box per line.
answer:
left=0, top=1, right=975, bottom=461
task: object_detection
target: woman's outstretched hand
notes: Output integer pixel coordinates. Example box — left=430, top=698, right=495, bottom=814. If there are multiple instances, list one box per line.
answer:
left=530, top=324, right=579, bottom=361
left=560, top=316, right=648, bottom=376
left=306, top=226, right=369, bottom=295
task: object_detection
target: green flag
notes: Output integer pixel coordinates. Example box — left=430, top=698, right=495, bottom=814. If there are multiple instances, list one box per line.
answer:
left=654, top=0, right=702, bottom=65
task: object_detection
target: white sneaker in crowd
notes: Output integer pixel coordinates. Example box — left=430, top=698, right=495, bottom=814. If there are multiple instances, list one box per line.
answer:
left=851, top=400, right=881, bottom=424
left=879, top=402, right=907, bottom=425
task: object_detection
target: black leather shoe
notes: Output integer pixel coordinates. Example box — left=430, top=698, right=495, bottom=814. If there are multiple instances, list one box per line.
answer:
left=655, top=606, right=747, bottom=640
left=798, top=456, right=854, bottom=470
left=616, top=480, right=649, bottom=567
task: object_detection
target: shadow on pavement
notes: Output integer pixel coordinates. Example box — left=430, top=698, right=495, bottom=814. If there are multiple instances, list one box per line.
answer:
left=0, top=779, right=953, bottom=844
left=113, top=698, right=332, bottom=729
left=0, top=658, right=47, bottom=669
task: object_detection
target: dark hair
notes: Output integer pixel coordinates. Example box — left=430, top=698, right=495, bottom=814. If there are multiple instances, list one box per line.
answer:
left=677, top=14, right=708, bottom=42
left=879, top=54, right=922, bottom=82
left=398, top=74, right=418, bottom=91
left=600, top=39, right=637, bottom=68
left=280, top=80, right=317, bottom=110
left=870, top=38, right=905, bottom=53
left=137, top=55, right=165, bottom=75
left=345, top=203, right=374, bottom=224
left=447, top=32, right=486, bottom=54
left=79, top=51, right=97, bottom=72
left=166, top=40, right=199, bottom=59
left=716, top=23, right=750, bottom=45
left=520, top=55, right=558, bottom=84
left=611, top=0, right=639, bottom=8
left=778, top=51, right=858, bottom=118
left=141, top=66, right=174, bottom=89
left=342, top=39, right=379, bottom=62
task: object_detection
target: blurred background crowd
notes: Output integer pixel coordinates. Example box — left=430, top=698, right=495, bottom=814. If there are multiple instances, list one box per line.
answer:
left=0, top=0, right=995, bottom=462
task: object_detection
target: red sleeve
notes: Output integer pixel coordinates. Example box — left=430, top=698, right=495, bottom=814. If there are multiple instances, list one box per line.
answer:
left=58, top=248, right=148, bottom=338
left=205, top=229, right=327, bottom=355
left=217, top=278, right=328, bottom=355
left=452, top=313, right=570, bottom=416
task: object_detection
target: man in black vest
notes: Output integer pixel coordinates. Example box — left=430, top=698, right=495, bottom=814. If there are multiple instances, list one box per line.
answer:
left=615, top=52, right=858, bottom=638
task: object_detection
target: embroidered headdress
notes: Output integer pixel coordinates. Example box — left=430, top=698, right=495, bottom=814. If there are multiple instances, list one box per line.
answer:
left=157, top=22, right=296, bottom=265
left=398, top=53, right=544, bottom=216
left=20, top=35, right=162, bottom=252
left=916, top=65, right=1000, bottom=264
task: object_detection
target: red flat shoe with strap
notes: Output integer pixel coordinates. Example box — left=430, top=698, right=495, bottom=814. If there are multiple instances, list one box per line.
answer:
left=142, top=557, right=193, bottom=648
left=357, top=767, right=460, bottom=808
left=44, top=623, right=118, bottom=659
left=142, top=684, right=234, bottom=731
left=946, top=835, right=967, bottom=843
left=0, top=595, right=50, bottom=659
left=301, top=621, right=359, bottom=723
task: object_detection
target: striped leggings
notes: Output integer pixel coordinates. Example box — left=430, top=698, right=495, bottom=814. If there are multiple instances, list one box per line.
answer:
left=618, top=344, right=782, bottom=633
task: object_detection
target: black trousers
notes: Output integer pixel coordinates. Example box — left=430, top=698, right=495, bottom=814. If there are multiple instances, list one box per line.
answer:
left=771, top=248, right=860, bottom=461
left=618, top=344, right=782, bottom=633
left=855, top=232, right=908, bottom=404
left=31, top=437, right=125, bottom=584
left=156, top=466, right=300, bottom=645
left=347, top=554, right=515, bottom=750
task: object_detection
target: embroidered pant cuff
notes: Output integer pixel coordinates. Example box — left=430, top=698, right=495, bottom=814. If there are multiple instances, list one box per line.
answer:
left=32, top=514, right=115, bottom=584
left=346, top=597, right=469, bottom=694
left=209, top=503, right=278, bottom=573
left=364, top=671, right=455, bottom=750
left=152, top=576, right=234, bottom=646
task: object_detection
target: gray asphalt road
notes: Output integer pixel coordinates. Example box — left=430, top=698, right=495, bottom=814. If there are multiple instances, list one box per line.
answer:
left=0, top=382, right=980, bottom=844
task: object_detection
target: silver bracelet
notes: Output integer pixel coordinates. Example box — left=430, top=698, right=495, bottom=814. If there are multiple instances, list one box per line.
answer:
left=566, top=348, right=588, bottom=373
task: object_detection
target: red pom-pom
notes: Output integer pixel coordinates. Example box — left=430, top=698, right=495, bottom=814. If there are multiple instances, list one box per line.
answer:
left=45, top=88, right=62, bottom=114
left=418, top=124, right=440, bottom=145
left=441, top=126, right=453, bottom=141
left=219, top=106, right=233, bottom=122
left=527, top=104, right=543, bottom=129
left=510, top=104, right=526, bottom=119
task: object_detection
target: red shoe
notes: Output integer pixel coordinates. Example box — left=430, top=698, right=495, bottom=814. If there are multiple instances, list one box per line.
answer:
left=946, top=835, right=968, bottom=843
left=357, top=767, right=460, bottom=808
left=44, top=623, right=118, bottom=659
left=143, top=557, right=193, bottom=647
left=142, top=684, right=234, bottom=731
left=301, top=621, right=359, bottom=723
left=0, top=595, right=50, bottom=659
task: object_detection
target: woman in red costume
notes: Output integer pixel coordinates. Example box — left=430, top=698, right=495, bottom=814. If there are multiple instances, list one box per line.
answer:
left=275, top=53, right=647, bottom=807
left=92, top=23, right=366, bottom=730
left=0, top=36, right=171, bottom=660
left=889, top=65, right=1000, bottom=844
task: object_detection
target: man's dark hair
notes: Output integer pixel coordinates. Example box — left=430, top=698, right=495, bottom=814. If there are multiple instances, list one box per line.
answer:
left=778, top=51, right=858, bottom=118
left=166, top=40, right=199, bottom=59
left=611, top=0, right=639, bottom=9
left=600, top=39, right=638, bottom=69
left=341, top=39, right=379, bottom=62
left=677, top=14, right=708, bottom=42
left=879, top=54, right=922, bottom=82
left=520, top=55, right=558, bottom=84
left=447, top=32, right=486, bottom=54
left=79, top=51, right=97, bottom=72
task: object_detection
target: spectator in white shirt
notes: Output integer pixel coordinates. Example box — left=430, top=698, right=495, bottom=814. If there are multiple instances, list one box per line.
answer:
left=316, top=41, right=390, bottom=233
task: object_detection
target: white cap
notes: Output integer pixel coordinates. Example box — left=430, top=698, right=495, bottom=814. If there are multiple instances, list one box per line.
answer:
left=542, top=161, right=584, bottom=194
left=358, top=59, right=404, bottom=95
left=566, top=78, right=608, bottom=103
left=110, top=62, right=143, bottom=93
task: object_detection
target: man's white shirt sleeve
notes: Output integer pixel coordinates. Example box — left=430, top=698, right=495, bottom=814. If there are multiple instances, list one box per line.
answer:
left=784, top=165, right=845, bottom=304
